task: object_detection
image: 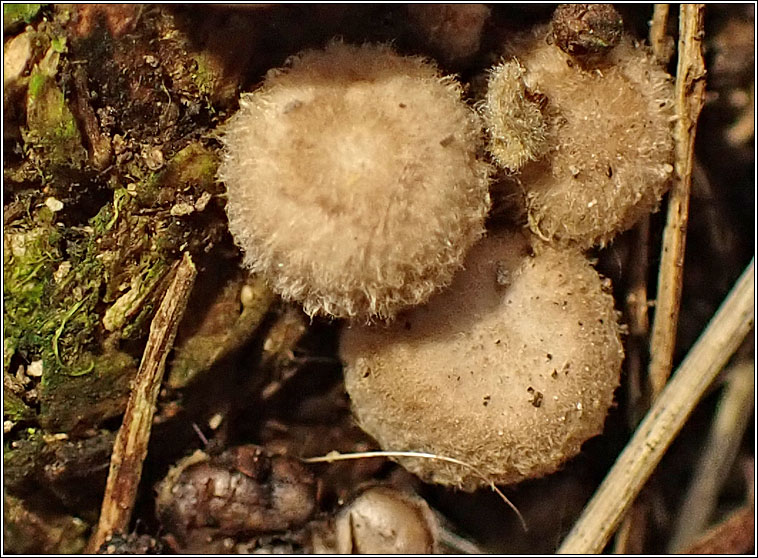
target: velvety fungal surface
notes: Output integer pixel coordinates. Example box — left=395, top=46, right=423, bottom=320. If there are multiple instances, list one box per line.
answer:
left=489, top=28, right=674, bottom=248
left=218, top=41, right=491, bottom=320
left=482, top=59, right=549, bottom=172
left=341, top=230, right=624, bottom=488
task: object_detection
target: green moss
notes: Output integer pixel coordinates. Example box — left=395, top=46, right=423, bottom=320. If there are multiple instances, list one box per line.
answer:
left=188, top=50, right=238, bottom=107
left=3, top=4, right=43, bottom=32
left=50, top=35, right=66, bottom=53
left=139, top=142, right=220, bottom=207
left=4, top=217, right=101, bottom=377
left=3, top=10, right=231, bottom=437
left=27, top=71, right=46, bottom=98
left=4, top=339, right=17, bottom=374
left=5, top=140, right=221, bottom=435
left=3, top=197, right=146, bottom=431
left=103, top=256, right=169, bottom=334
left=167, top=143, right=219, bottom=191
left=120, top=301, right=156, bottom=340
left=22, top=67, right=86, bottom=170
left=89, top=191, right=118, bottom=235
left=191, top=52, right=217, bottom=97
left=4, top=224, right=64, bottom=366
left=39, top=351, right=136, bottom=432
left=4, top=391, right=35, bottom=422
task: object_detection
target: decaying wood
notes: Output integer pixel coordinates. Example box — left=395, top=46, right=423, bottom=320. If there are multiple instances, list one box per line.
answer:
left=71, top=65, right=113, bottom=170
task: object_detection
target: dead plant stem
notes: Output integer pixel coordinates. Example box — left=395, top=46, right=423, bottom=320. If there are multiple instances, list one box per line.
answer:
left=624, top=218, right=651, bottom=427
left=648, top=3, right=706, bottom=397
left=650, top=4, right=672, bottom=64
left=557, top=258, right=754, bottom=554
left=87, top=252, right=197, bottom=552
left=613, top=7, right=674, bottom=552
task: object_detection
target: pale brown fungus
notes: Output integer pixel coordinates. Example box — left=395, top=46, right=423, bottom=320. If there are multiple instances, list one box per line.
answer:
left=341, top=230, right=624, bottom=488
left=219, top=41, right=491, bottom=320
left=484, top=28, right=674, bottom=248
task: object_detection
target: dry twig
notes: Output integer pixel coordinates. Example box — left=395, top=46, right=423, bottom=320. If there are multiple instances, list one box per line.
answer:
left=614, top=8, right=676, bottom=551
left=612, top=498, right=647, bottom=554
left=623, top=217, right=651, bottom=429
left=87, top=253, right=197, bottom=552
left=649, top=4, right=673, bottom=65
left=648, top=3, right=706, bottom=396
left=621, top=1, right=676, bottom=428
left=557, top=258, right=754, bottom=553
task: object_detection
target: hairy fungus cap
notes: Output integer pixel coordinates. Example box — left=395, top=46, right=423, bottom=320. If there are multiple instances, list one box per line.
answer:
left=485, top=29, right=674, bottom=247
left=341, top=230, right=624, bottom=489
left=218, top=41, right=491, bottom=320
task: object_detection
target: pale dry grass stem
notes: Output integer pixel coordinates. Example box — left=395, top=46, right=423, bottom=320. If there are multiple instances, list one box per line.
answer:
left=302, top=449, right=528, bottom=532
left=558, top=258, right=754, bottom=553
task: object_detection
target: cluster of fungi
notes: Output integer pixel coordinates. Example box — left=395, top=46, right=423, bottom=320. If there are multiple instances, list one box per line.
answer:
left=218, top=3, right=673, bottom=491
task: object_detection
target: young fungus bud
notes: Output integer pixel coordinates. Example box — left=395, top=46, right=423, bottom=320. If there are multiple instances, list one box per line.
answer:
left=335, top=486, right=439, bottom=554
left=341, top=230, right=623, bottom=489
left=484, top=28, right=674, bottom=247
left=481, top=59, right=549, bottom=172
left=218, top=41, right=491, bottom=320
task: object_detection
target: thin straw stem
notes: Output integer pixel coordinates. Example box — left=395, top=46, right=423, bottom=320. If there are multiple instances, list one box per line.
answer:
left=557, top=259, right=754, bottom=553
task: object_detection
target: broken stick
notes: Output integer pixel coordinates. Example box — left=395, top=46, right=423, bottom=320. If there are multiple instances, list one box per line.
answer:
left=88, top=252, right=197, bottom=552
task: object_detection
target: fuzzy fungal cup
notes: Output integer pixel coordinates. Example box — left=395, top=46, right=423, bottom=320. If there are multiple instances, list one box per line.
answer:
left=484, top=25, right=675, bottom=248
left=218, top=41, right=491, bottom=320
left=341, top=230, right=624, bottom=489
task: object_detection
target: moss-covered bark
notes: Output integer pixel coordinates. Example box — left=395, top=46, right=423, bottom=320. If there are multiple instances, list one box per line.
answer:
left=3, top=7, right=234, bottom=550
